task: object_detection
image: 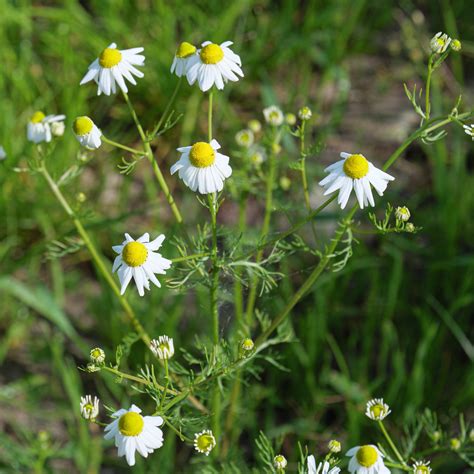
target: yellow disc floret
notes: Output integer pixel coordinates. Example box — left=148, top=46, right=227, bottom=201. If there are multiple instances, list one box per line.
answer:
left=370, top=404, right=384, bottom=418
left=356, top=445, right=378, bottom=467
left=122, top=241, right=148, bottom=267
left=118, top=412, right=144, bottom=436
left=415, top=465, right=430, bottom=474
left=343, top=154, right=369, bottom=179
left=189, top=142, right=215, bottom=168
left=31, top=111, right=46, bottom=123
left=73, top=116, right=94, bottom=136
left=196, top=433, right=215, bottom=453
left=99, top=47, right=122, bottom=68
left=200, top=44, right=224, bottom=64
left=176, top=42, right=197, bottom=58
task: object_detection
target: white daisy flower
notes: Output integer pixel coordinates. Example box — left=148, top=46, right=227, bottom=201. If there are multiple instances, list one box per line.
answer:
left=51, top=121, right=65, bottom=137
left=171, top=41, right=197, bottom=77
left=112, top=233, right=172, bottom=297
left=186, top=41, right=243, bottom=92
left=430, top=32, right=451, bottom=54
left=365, top=398, right=391, bottom=421
left=412, top=460, right=432, bottom=474
left=299, top=106, right=313, bottom=121
left=90, top=347, right=105, bottom=364
left=273, top=454, right=287, bottom=469
left=395, top=206, right=410, bottom=222
left=263, top=105, right=284, bottom=126
left=235, top=129, right=254, bottom=148
left=150, top=336, right=174, bottom=360
left=171, top=139, right=232, bottom=194
left=80, top=395, right=100, bottom=421
left=308, top=455, right=341, bottom=474
left=250, top=147, right=266, bottom=166
left=346, top=445, right=390, bottom=474
left=0, top=146, right=6, bottom=161
left=194, top=430, right=216, bottom=456
left=319, top=152, right=395, bottom=210
left=80, top=43, right=145, bottom=96
left=463, top=124, right=474, bottom=140
left=104, top=404, right=164, bottom=467
left=73, top=116, right=102, bottom=149
left=27, top=111, right=66, bottom=144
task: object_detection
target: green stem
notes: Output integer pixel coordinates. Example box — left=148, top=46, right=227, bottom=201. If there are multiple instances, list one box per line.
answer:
left=245, top=131, right=279, bottom=324
left=384, top=461, right=411, bottom=472
left=149, top=77, right=183, bottom=139
left=122, top=92, right=184, bottom=225
left=300, top=121, right=311, bottom=211
left=171, top=252, right=210, bottom=263
left=425, top=56, right=433, bottom=120
left=162, top=417, right=193, bottom=443
left=102, top=366, right=174, bottom=393
left=39, top=165, right=151, bottom=346
left=102, top=136, right=145, bottom=155
left=378, top=420, right=407, bottom=466
left=234, top=196, right=247, bottom=327
left=208, top=91, right=213, bottom=142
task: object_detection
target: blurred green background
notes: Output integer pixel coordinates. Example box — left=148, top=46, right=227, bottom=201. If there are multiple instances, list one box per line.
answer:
left=0, top=0, right=473, bottom=472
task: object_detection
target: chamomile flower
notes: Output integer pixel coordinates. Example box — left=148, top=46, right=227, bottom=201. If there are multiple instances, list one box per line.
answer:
left=412, top=460, right=432, bottom=474
left=90, top=347, right=105, bottom=364
left=263, top=105, right=284, bottom=126
left=308, top=456, right=341, bottom=474
left=248, top=119, right=262, bottom=133
left=171, top=139, right=232, bottom=194
left=346, top=445, right=390, bottom=474
left=451, top=39, right=462, bottom=52
left=150, top=336, right=174, bottom=360
left=328, top=440, right=342, bottom=453
left=171, top=42, right=197, bottom=77
left=186, top=41, right=243, bottom=92
left=285, top=113, right=297, bottom=125
left=0, top=146, right=6, bottom=161
left=463, top=124, right=474, bottom=140
left=241, top=338, right=255, bottom=352
left=51, top=121, right=65, bottom=137
left=250, top=148, right=266, bottom=166
left=273, top=454, right=287, bottom=469
left=395, top=206, right=410, bottom=222
left=319, top=152, right=395, bottom=209
left=73, top=116, right=102, bottom=149
left=104, top=404, right=164, bottom=467
left=430, top=32, right=451, bottom=54
left=235, top=129, right=254, bottom=148
left=365, top=398, right=391, bottom=421
left=194, top=430, right=216, bottom=456
left=80, top=395, right=100, bottom=421
left=299, top=106, right=313, bottom=121
left=27, top=111, right=66, bottom=144
left=80, top=43, right=145, bottom=96
left=112, top=233, right=171, bottom=296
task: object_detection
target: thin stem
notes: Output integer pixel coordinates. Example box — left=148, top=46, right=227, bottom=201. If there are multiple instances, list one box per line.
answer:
left=425, top=55, right=433, bottom=120
left=149, top=77, right=183, bottom=139
left=162, top=417, right=193, bottom=443
left=378, top=420, right=407, bottom=466
left=208, top=91, right=213, bottom=142
left=171, top=252, right=210, bottom=263
left=102, top=366, right=174, bottom=394
left=384, top=461, right=411, bottom=472
left=300, top=121, right=311, bottom=211
left=39, top=165, right=151, bottom=346
left=122, top=91, right=184, bottom=225
left=159, top=360, right=170, bottom=409
left=233, top=196, right=247, bottom=327
left=102, top=136, right=146, bottom=156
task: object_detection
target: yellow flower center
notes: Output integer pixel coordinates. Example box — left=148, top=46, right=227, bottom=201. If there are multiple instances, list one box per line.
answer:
left=99, top=47, right=122, bottom=68
left=31, top=111, right=45, bottom=123
left=436, top=38, right=445, bottom=48
left=84, top=403, right=94, bottom=413
left=176, top=41, right=196, bottom=58
left=122, top=241, right=148, bottom=267
left=73, top=116, right=94, bottom=136
left=415, top=466, right=430, bottom=474
left=91, top=349, right=101, bottom=358
left=370, top=404, right=384, bottom=418
left=343, top=154, right=369, bottom=179
left=200, top=44, right=224, bottom=64
left=118, top=412, right=144, bottom=436
left=189, top=142, right=215, bottom=168
left=356, top=446, right=378, bottom=467
left=196, top=434, right=215, bottom=452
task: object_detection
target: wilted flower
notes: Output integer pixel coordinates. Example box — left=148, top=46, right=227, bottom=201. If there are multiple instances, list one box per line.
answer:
left=171, top=140, right=232, bottom=194
left=235, top=129, right=254, bottom=148
left=80, top=395, right=100, bottom=421
left=104, top=404, right=164, bottom=466
left=186, top=41, right=243, bottom=92
left=273, top=454, right=287, bottom=469
left=171, top=41, right=197, bottom=77
left=430, top=32, right=451, bottom=54
left=73, top=116, right=102, bottom=149
left=319, top=152, right=395, bottom=210
left=112, top=233, right=171, bottom=296
left=150, top=336, right=175, bottom=360
left=365, top=398, right=391, bottom=421
left=263, top=105, right=284, bottom=126
left=80, top=43, right=145, bottom=95
left=194, top=430, right=216, bottom=456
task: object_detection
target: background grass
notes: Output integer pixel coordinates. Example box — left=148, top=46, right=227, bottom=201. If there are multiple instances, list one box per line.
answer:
left=0, top=0, right=473, bottom=472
